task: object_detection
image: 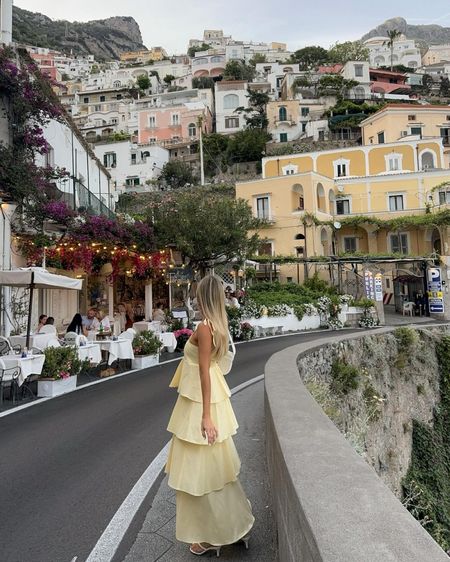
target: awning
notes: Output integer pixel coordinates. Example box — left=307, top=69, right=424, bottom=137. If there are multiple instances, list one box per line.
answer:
left=0, top=267, right=82, bottom=290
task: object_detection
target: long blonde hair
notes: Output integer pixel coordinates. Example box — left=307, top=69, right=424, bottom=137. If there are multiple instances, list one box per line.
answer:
left=196, top=274, right=229, bottom=359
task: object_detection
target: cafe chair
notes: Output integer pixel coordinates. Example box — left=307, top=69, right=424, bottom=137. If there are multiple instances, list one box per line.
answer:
left=121, top=328, right=136, bottom=341
left=64, top=332, right=80, bottom=345
left=0, top=358, right=21, bottom=406
left=0, top=336, right=21, bottom=356
left=402, top=302, right=415, bottom=316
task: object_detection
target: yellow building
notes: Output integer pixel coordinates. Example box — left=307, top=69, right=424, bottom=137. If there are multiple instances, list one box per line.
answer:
left=360, top=104, right=450, bottom=167
left=120, top=47, right=168, bottom=63
left=236, top=139, right=450, bottom=283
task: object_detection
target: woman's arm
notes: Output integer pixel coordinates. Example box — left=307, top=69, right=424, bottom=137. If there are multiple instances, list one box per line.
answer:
left=197, top=322, right=218, bottom=445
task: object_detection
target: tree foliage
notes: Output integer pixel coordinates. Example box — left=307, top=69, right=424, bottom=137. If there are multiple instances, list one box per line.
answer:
left=187, top=43, right=212, bottom=58
left=227, top=128, right=271, bottom=163
left=147, top=188, right=261, bottom=273
left=249, top=53, right=267, bottom=66
left=223, top=60, right=255, bottom=81
left=317, top=74, right=358, bottom=100
left=384, top=29, right=402, bottom=71
left=328, top=41, right=369, bottom=64
left=159, top=160, right=196, bottom=189
left=163, top=74, right=175, bottom=85
left=136, top=74, right=150, bottom=90
left=289, top=46, right=329, bottom=70
left=192, top=76, right=215, bottom=89
left=235, top=88, right=270, bottom=129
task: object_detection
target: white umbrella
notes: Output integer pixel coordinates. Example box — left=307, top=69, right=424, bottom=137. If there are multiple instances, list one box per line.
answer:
left=0, top=267, right=83, bottom=348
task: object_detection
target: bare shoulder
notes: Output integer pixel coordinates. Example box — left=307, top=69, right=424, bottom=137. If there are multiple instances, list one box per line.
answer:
left=197, top=322, right=213, bottom=340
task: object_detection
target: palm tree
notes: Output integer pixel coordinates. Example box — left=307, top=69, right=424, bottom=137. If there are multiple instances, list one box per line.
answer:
left=385, top=29, right=402, bottom=71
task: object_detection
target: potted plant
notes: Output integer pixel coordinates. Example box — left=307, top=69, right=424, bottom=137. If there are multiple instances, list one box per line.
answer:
left=239, top=322, right=255, bottom=341
left=38, top=346, right=88, bottom=397
left=173, top=328, right=194, bottom=351
left=132, top=330, right=163, bottom=369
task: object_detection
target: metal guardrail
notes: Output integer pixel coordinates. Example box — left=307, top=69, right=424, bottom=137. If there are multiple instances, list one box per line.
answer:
left=58, top=179, right=114, bottom=219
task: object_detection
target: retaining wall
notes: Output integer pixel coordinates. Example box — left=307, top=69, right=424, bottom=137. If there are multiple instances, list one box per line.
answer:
left=265, top=329, right=449, bottom=562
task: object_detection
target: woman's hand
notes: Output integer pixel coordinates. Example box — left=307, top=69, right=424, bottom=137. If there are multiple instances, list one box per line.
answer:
left=201, top=415, right=218, bottom=445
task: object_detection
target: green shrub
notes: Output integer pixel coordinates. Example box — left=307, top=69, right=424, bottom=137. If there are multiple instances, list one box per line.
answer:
left=330, top=359, right=359, bottom=394
left=394, top=327, right=419, bottom=349
left=132, top=330, right=163, bottom=356
left=41, top=346, right=89, bottom=380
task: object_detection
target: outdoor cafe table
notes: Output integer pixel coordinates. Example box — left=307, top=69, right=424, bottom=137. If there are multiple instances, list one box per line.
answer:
left=9, top=333, right=55, bottom=351
left=1, top=353, right=45, bottom=386
left=76, top=343, right=102, bottom=365
left=95, top=339, right=134, bottom=365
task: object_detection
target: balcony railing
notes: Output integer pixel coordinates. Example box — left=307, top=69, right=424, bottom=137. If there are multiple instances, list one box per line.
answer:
left=58, top=179, right=114, bottom=219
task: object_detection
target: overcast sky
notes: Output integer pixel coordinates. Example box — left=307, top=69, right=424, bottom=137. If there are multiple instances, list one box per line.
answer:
left=14, top=1, right=450, bottom=53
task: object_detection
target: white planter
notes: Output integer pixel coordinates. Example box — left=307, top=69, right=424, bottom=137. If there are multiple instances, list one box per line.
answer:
left=132, top=354, right=159, bottom=369
left=37, top=375, right=78, bottom=398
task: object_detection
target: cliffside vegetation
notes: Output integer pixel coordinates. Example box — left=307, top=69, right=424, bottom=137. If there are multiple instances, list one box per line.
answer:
left=12, top=7, right=146, bottom=60
left=299, top=328, right=450, bottom=551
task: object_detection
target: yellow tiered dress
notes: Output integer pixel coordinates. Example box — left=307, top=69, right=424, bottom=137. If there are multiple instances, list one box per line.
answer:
left=165, top=339, right=255, bottom=546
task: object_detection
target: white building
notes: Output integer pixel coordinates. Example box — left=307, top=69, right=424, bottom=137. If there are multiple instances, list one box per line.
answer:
left=0, top=0, right=12, bottom=45
left=37, top=120, right=114, bottom=213
left=215, top=81, right=270, bottom=134
left=226, top=42, right=291, bottom=64
left=94, top=140, right=169, bottom=195
left=189, top=30, right=232, bottom=50
left=364, top=35, right=422, bottom=69
left=255, top=61, right=303, bottom=99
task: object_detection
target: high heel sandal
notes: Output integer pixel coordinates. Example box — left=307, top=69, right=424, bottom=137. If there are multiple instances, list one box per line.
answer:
left=189, top=543, right=221, bottom=557
left=237, top=533, right=251, bottom=549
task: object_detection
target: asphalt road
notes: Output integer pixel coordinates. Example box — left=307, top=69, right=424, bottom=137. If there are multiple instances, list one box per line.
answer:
left=0, top=331, right=349, bottom=562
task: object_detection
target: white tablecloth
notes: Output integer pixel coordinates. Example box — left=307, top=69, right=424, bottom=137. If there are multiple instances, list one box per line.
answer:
left=159, top=332, right=177, bottom=352
left=96, top=339, right=134, bottom=365
left=77, top=343, right=102, bottom=365
left=9, top=334, right=55, bottom=351
left=1, top=354, right=45, bottom=386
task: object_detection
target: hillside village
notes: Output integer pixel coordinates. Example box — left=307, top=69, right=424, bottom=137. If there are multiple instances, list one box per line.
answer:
left=2, top=3, right=450, bottom=316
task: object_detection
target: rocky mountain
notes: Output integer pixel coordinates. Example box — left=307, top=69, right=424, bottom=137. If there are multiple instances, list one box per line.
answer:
left=12, top=6, right=146, bottom=60
left=362, top=17, right=450, bottom=49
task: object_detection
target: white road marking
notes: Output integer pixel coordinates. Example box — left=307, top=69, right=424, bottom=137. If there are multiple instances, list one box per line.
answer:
left=85, top=374, right=264, bottom=562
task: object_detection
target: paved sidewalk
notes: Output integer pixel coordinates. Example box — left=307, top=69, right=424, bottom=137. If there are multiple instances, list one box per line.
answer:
left=122, top=380, right=277, bottom=561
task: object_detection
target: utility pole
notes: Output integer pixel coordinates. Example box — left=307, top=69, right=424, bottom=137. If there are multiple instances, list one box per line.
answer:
left=198, top=114, right=205, bottom=186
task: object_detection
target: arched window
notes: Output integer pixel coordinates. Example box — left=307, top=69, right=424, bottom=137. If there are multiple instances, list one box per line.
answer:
left=113, top=80, right=122, bottom=88
left=374, top=55, right=385, bottom=66
left=210, top=56, right=224, bottom=63
left=278, top=106, right=287, bottom=121
left=317, top=183, right=326, bottom=212
left=421, top=151, right=436, bottom=170
left=223, top=94, right=239, bottom=110
left=188, top=122, right=197, bottom=137
left=354, top=86, right=365, bottom=100
left=292, top=183, right=304, bottom=210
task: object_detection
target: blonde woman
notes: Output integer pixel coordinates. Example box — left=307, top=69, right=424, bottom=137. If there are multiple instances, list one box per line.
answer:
left=165, top=274, right=254, bottom=556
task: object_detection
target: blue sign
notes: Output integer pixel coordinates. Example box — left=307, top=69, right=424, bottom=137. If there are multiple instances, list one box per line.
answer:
left=427, top=267, right=444, bottom=313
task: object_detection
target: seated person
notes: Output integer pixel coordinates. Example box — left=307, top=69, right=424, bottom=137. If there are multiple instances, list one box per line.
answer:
left=82, top=308, right=97, bottom=331
left=66, top=313, right=88, bottom=336
left=36, top=314, right=47, bottom=334
left=152, top=302, right=166, bottom=323
left=92, top=309, right=111, bottom=332
left=38, top=316, right=57, bottom=334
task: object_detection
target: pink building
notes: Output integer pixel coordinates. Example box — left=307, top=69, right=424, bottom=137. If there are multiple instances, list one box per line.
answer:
left=138, top=103, right=212, bottom=145
left=31, top=52, right=60, bottom=81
